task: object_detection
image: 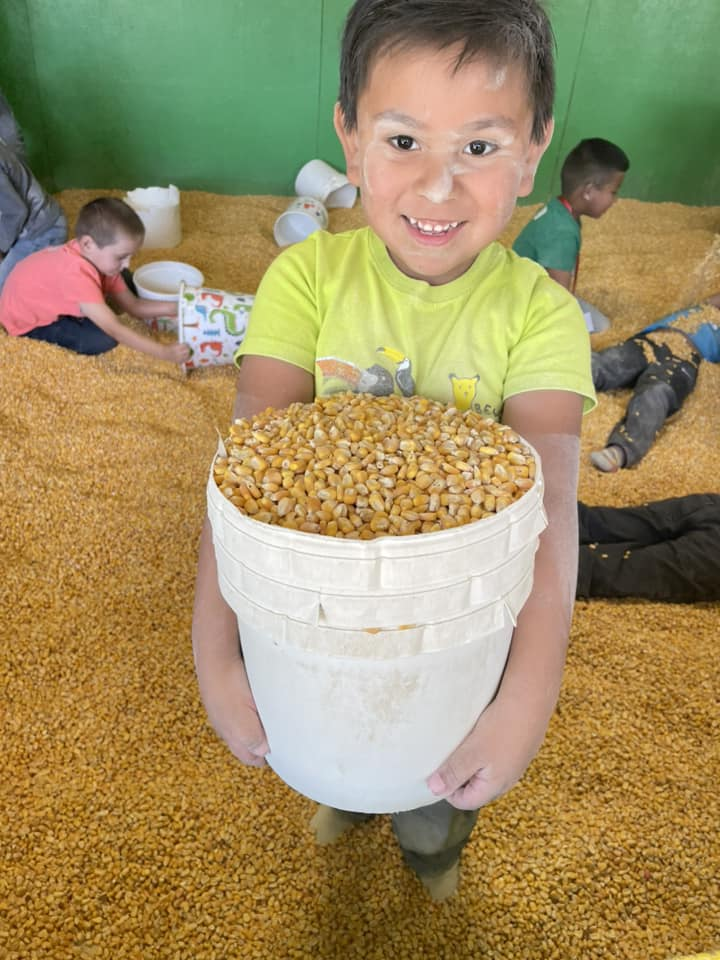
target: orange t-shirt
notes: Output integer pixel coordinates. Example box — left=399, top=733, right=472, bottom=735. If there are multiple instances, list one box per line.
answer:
left=0, top=240, right=125, bottom=336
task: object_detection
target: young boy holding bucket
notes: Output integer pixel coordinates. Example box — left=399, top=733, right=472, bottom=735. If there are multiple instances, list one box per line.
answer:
left=193, top=0, right=595, bottom=900
left=0, top=197, right=190, bottom=366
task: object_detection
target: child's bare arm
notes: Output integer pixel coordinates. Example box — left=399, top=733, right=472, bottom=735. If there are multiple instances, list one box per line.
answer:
left=79, top=300, right=190, bottom=364
left=706, top=292, right=720, bottom=310
left=428, top=389, right=583, bottom=810
left=545, top=267, right=573, bottom=291
left=109, top=285, right=178, bottom=321
left=192, top=355, right=315, bottom=764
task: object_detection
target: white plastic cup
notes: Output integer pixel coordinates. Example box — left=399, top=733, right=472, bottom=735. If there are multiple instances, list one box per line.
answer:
left=273, top=196, right=329, bottom=247
left=294, top=159, right=357, bottom=209
left=125, top=185, right=182, bottom=249
left=132, top=261, right=204, bottom=333
left=178, top=283, right=254, bottom=369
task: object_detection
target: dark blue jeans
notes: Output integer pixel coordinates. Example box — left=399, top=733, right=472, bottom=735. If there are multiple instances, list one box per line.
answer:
left=22, top=315, right=117, bottom=355
left=577, top=495, right=720, bottom=602
left=591, top=332, right=700, bottom=466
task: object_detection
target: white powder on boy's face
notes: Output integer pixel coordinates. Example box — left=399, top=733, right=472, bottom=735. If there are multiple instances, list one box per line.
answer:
left=346, top=45, right=549, bottom=284
left=485, top=66, right=508, bottom=91
left=360, top=120, right=520, bottom=204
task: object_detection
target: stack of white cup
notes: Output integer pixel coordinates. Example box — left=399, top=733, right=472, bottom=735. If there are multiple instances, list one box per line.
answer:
left=273, top=159, right=358, bottom=247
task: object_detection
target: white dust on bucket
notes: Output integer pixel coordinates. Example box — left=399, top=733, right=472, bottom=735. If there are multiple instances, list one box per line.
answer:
left=178, top=283, right=254, bottom=369
left=207, top=448, right=547, bottom=813
left=125, top=184, right=182, bottom=249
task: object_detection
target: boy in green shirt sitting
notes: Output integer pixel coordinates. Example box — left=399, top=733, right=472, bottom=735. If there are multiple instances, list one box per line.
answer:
left=192, top=0, right=595, bottom=901
left=513, top=137, right=629, bottom=332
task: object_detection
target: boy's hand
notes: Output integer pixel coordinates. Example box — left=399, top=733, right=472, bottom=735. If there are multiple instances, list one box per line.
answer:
left=198, top=657, right=270, bottom=767
left=162, top=342, right=191, bottom=365
left=426, top=692, right=548, bottom=811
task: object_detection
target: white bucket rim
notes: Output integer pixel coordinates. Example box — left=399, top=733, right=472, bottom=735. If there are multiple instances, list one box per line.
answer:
left=213, top=526, right=538, bottom=625
left=134, top=261, right=204, bottom=300
left=229, top=578, right=523, bottom=657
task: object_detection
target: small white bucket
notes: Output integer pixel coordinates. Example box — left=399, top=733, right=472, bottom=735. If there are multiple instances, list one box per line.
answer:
left=178, top=283, right=254, bottom=369
left=133, top=261, right=204, bottom=332
left=207, top=448, right=546, bottom=812
left=125, top=184, right=182, bottom=249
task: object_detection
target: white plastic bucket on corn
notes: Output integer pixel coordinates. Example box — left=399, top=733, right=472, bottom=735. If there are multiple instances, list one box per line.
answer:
left=178, top=283, right=254, bottom=369
left=207, top=448, right=547, bottom=813
left=125, top=184, right=182, bottom=249
left=133, top=261, right=204, bottom=332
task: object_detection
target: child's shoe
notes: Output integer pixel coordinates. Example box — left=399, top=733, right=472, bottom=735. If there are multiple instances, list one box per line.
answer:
left=590, top=445, right=625, bottom=473
left=419, top=860, right=460, bottom=902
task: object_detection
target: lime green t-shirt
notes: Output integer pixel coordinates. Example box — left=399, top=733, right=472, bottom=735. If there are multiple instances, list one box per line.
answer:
left=237, top=227, right=595, bottom=419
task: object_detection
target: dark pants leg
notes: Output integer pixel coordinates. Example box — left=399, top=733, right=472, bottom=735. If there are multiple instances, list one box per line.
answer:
left=22, top=315, right=117, bottom=355
left=591, top=338, right=649, bottom=391
left=577, top=495, right=720, bottom=602
left=326, top=800, right=479, bottom=879
left=391, top=801, right=479, bottom=878
left=594, top=335, right=700, bottom=467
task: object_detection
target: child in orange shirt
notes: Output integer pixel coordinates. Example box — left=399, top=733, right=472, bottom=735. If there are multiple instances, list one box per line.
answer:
left=0, top=197, right=189, bottom=366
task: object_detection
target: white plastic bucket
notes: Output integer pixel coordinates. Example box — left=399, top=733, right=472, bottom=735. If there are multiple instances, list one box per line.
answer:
left=125, top=185, right=182, bottom=249
left=133, top=261, right=204, bottom=332
left=178, top=283, right=254, bottom=369
left=207, top=449, right=547, bottom=813
left=134, top=261, right=204, bottom=300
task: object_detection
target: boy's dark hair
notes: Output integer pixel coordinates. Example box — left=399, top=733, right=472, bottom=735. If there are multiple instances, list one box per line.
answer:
left=561, top=139, right=630, bottom=195
left=75, top=197, right=144, bottom=247
left=338, top=0, right=555, bottom=144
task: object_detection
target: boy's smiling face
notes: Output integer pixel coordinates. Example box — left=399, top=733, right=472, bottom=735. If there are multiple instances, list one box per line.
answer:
left=335, top=44, right=553, bottom=285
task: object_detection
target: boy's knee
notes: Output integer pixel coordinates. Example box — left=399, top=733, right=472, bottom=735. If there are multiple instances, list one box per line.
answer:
left=590, top=350, right=617, bottom=390
left=79, top=324, right=117, bottom=355
left=634, top=379, right=677, bottom=416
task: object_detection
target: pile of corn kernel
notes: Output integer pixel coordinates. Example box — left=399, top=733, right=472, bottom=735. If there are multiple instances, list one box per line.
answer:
left=2, top=191, right=718, bottom=960
left=213, top=392, right=536, bottom=538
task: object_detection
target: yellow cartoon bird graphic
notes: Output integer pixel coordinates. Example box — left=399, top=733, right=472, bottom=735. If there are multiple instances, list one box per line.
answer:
left=376, top=346, right=416, bottom=396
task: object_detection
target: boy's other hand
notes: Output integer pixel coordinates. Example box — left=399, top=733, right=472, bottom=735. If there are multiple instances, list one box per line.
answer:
left=199, top=658, right=270, bottom=767
left=426, top=693, right=547, bottom=810
left=162, top=342, right=192, bottom=365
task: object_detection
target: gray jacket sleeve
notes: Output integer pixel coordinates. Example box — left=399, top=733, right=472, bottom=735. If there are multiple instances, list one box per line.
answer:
left=0, top=167, right=29, bottom=252
left=0, top=90, right=25, bottom=158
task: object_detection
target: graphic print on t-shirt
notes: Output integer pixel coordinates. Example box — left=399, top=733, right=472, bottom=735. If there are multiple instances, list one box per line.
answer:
left=317, top=346, right=482, bottom=412
left=317, top=345, right=415, bottom=398
left=448, top=373, right=480, bottom=411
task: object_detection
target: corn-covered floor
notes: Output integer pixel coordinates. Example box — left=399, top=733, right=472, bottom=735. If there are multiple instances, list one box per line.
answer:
left=1, top=190, right=718, bottom=959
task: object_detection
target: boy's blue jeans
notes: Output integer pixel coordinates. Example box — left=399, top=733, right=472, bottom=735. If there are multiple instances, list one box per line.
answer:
left=22, top=315, right=117, bottom=355
left=0, top=210, right=68, bottom=294
left=336, top=801, right=479, bottom=877
left=591, top=332, right=700, bottom=467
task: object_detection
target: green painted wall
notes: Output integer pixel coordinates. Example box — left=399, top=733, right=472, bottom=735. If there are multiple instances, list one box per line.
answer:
left=1, top=0, right=718, bottom=203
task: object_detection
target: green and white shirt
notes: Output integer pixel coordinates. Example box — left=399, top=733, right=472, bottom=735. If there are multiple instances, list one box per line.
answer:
left=512, top=197, right=581, bottom=275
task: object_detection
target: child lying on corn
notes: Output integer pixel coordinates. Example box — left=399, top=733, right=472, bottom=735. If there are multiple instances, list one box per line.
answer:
left=590, top=292, right=720, bottom=471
